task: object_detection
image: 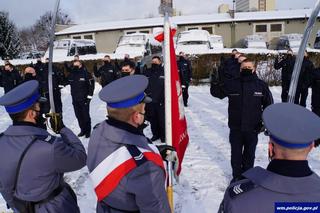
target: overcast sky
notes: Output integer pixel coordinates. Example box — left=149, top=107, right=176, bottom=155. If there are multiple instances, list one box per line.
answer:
left=0, top=0, right=318, bottom=29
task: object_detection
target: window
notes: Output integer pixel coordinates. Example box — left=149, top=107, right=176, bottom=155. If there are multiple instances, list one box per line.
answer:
left=139, top=30, right=150, bottom=34
left=187, top=27, right=199, bottom=31
left=255, top=25, right=267, bottom=33
left=72, top=36, right=81, bottom=39
left=84, top=34, right=93, bottom=40
left=126, top=31, right=136, bottom=35
left=202, top=27, right=213, bottom=34
left=271, top=24, right=282, bottom=32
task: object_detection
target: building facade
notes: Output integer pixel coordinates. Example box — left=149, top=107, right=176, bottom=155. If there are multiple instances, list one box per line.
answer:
left=55, top=9, right=320, bottom=53
left=236, top=0, right=275, bottom=12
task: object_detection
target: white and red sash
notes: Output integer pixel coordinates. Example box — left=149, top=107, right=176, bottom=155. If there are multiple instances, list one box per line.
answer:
left=90, top=144, right=165, bottom=201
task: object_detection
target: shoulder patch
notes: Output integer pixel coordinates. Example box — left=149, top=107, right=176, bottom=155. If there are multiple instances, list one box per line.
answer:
left=93, top=123, right=101, bottom=129
left=228, top=180, right=256, bottom=199
left=37, top=135, right=56, bottom=144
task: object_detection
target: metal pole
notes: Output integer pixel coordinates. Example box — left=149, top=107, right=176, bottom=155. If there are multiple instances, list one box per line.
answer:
left=48, top=0, right=61, bottom=113
left=288, top=0, right=320, bottom=103
left=163, top=11, right=174, bottom=212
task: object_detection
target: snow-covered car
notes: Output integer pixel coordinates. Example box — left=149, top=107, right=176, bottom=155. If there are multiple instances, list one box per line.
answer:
left=314, top=30, right=320, bottom=49
left=241, top=34, right=267, bottom=49
left=209, top=35, right=224, bottom=49
left=44, top=39, right=97, bottom=60
left=276, top=33, right=303, bottom=50
left=114, top=33, right=162, bottom=59
left=18, top=51, right=44, bottom=59
left=175, top=30, right=211, bottom=54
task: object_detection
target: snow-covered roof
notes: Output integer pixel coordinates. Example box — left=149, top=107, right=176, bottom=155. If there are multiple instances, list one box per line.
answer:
left=56, top=9, right=316, bottom=36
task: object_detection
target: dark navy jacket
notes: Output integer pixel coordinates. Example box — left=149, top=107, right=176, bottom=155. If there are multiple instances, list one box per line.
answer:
left=211, top=74, right=273, bottom=131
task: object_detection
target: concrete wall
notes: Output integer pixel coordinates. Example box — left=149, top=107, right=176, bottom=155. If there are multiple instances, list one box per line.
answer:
left=94, top=30, right=123, bottom=53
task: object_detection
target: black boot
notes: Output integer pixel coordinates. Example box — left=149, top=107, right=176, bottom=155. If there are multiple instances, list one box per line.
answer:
left=78, top=131, right=85, bottom=137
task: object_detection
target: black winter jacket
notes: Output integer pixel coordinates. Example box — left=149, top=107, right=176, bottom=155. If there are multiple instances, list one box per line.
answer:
left=144, top=65, right=164, bottom=104
left=211, top=73, right=273, bottom=131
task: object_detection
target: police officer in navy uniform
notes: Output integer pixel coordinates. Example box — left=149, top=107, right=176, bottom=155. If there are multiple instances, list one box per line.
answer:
left=0, top=63, right=22, bottom=94
left=144, top=56, right=165, bottom=142
left=274, top=49, right=295, bottom=102
left=87, top=75, right=171, bottom=213
left=177, top=52, right=192, bottom=107
left=0, top=80, right=87, bottom=213
left=94, top=55, right=118, bottom=88
left=211, top=58, right=273, bottom=182
left=67, top=60, right=95, bottom=138
left=219, top=103, right=320, bottom=213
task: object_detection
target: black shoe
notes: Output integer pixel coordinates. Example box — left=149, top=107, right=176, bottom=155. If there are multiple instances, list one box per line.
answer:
left=151, top=136, right=160, bottom=141
left=78, top=131, right=85, bottom=137
left=85, top=131, right=91, bottom=138
left=230, top=176, right=243, bottom=184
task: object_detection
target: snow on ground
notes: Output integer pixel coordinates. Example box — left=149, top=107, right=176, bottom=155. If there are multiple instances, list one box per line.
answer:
left=0, top=84, right=319, bottom=213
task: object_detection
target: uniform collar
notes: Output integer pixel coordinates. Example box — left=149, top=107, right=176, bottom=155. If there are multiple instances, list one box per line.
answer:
left=101, top=118, right=151, bottom=150
left=4, top=124, right=49, bottom=136
left=243, top=166, right=320, bottom=194
left=106, top=117, right=143, bottom=136
left=267, top=159, right=312, bottom=177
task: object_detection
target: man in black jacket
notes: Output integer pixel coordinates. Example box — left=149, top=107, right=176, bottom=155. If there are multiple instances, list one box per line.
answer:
left=211, top=58, right=273, bottom=182
left=67, top=60, right=95, bottom=138
left=274, top=49, right=295, bottom=102
left=94, top=55, right=118, bottom=88
left=177, top=52, right=192, bottom=107
left=0, top=63, right=22, bottom=93
left=295, top=51, right=314, bottom=107
left=144, top=56, right=165, bottom=142
left=311, top=67, right=320, bottom=117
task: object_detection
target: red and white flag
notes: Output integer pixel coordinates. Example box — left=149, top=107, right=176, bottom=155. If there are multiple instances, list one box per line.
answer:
left=154, top=27, right=189, bottom=175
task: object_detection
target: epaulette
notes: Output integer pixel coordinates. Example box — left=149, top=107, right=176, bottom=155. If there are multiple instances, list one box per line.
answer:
left=228, top=180, right=256, bottom=199
left=37, top=135, right=56, bottom=144
left=93, top=123, right=101, bottom=129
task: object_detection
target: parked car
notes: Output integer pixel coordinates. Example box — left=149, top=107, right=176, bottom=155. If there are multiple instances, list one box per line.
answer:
left=314, top=30, right=320, bottom=49
left=175, top=30, right=211, bottom=54
left=18, top=51, right=44, bottom=59
left=209, top=35, right=224, bottom=49
left=44, top=39, right=97, bottom=60
left=240, top=34, right=267, bottom=49
left=276, top=33, right=303, bottom=50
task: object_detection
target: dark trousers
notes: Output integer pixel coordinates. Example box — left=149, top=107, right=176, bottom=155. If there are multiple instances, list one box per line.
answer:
left=146, top=103, right=165, bottom=141
left=281, top=81, right=289, bottom=102
left=229, top=129, right=258, bottom=179
left=312, top=107, right=320, bottom=117
left=182, top=84, right=189, bottom=106
left=72, top=100, right=91, bottom=133
left=295, top=87, right=308, bottom=107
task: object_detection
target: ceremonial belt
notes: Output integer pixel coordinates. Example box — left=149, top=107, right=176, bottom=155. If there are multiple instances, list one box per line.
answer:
left=90, top=144, right=165, bottom=202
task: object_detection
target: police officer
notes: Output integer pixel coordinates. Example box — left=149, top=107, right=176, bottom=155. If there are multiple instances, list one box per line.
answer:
left=219, top=103, right=320, bottom=213
left=295, top=51, right=314, bottom=107
left=0, top=63, right=22, bottom=93
left=94, top=55, right=118, bottom=88
left=311, top=67, right=320, bottom=117
left=211, top=58, right=273, bottom=182
left=67, top=60, right=94, bottom=138
left=274, top=49, right=295, bottom=102
left=119, top=60, right=136, bottom=78
left=87, top=75, right=171, bottom=213
left=177, top=52, right=192, bottom=107
left=0, top=80, right=86, bottom=213
left=38, top=58, right=65, bottom=114
left=144, top=56, right=165, bottom=142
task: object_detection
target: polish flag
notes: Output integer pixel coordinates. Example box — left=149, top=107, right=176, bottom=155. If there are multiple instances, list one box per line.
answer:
left=154, top=26, right=189, bottom=175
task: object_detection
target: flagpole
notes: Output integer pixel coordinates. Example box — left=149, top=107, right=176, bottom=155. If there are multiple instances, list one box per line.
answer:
left=163, top=11, right=174, bottom=212
left=287, top=0, right=320, bottom=103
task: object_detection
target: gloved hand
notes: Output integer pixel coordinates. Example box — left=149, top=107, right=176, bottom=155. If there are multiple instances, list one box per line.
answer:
left=156, top=144, right=180, bottom=181
left=315, top=139, right=320, bottom=148
left=85, top=96, right=92, bottom=105
left=46, top=113, right=65, bottom=134
left=256, top=122, right=265, bottom=134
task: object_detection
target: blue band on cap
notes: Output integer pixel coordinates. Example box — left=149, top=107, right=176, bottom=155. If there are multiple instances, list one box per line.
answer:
left=108, top=93, right=145, bottom=108
left=5, top=91, right=40, bottom=114
left=270, top=135, right=312, bottom=149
